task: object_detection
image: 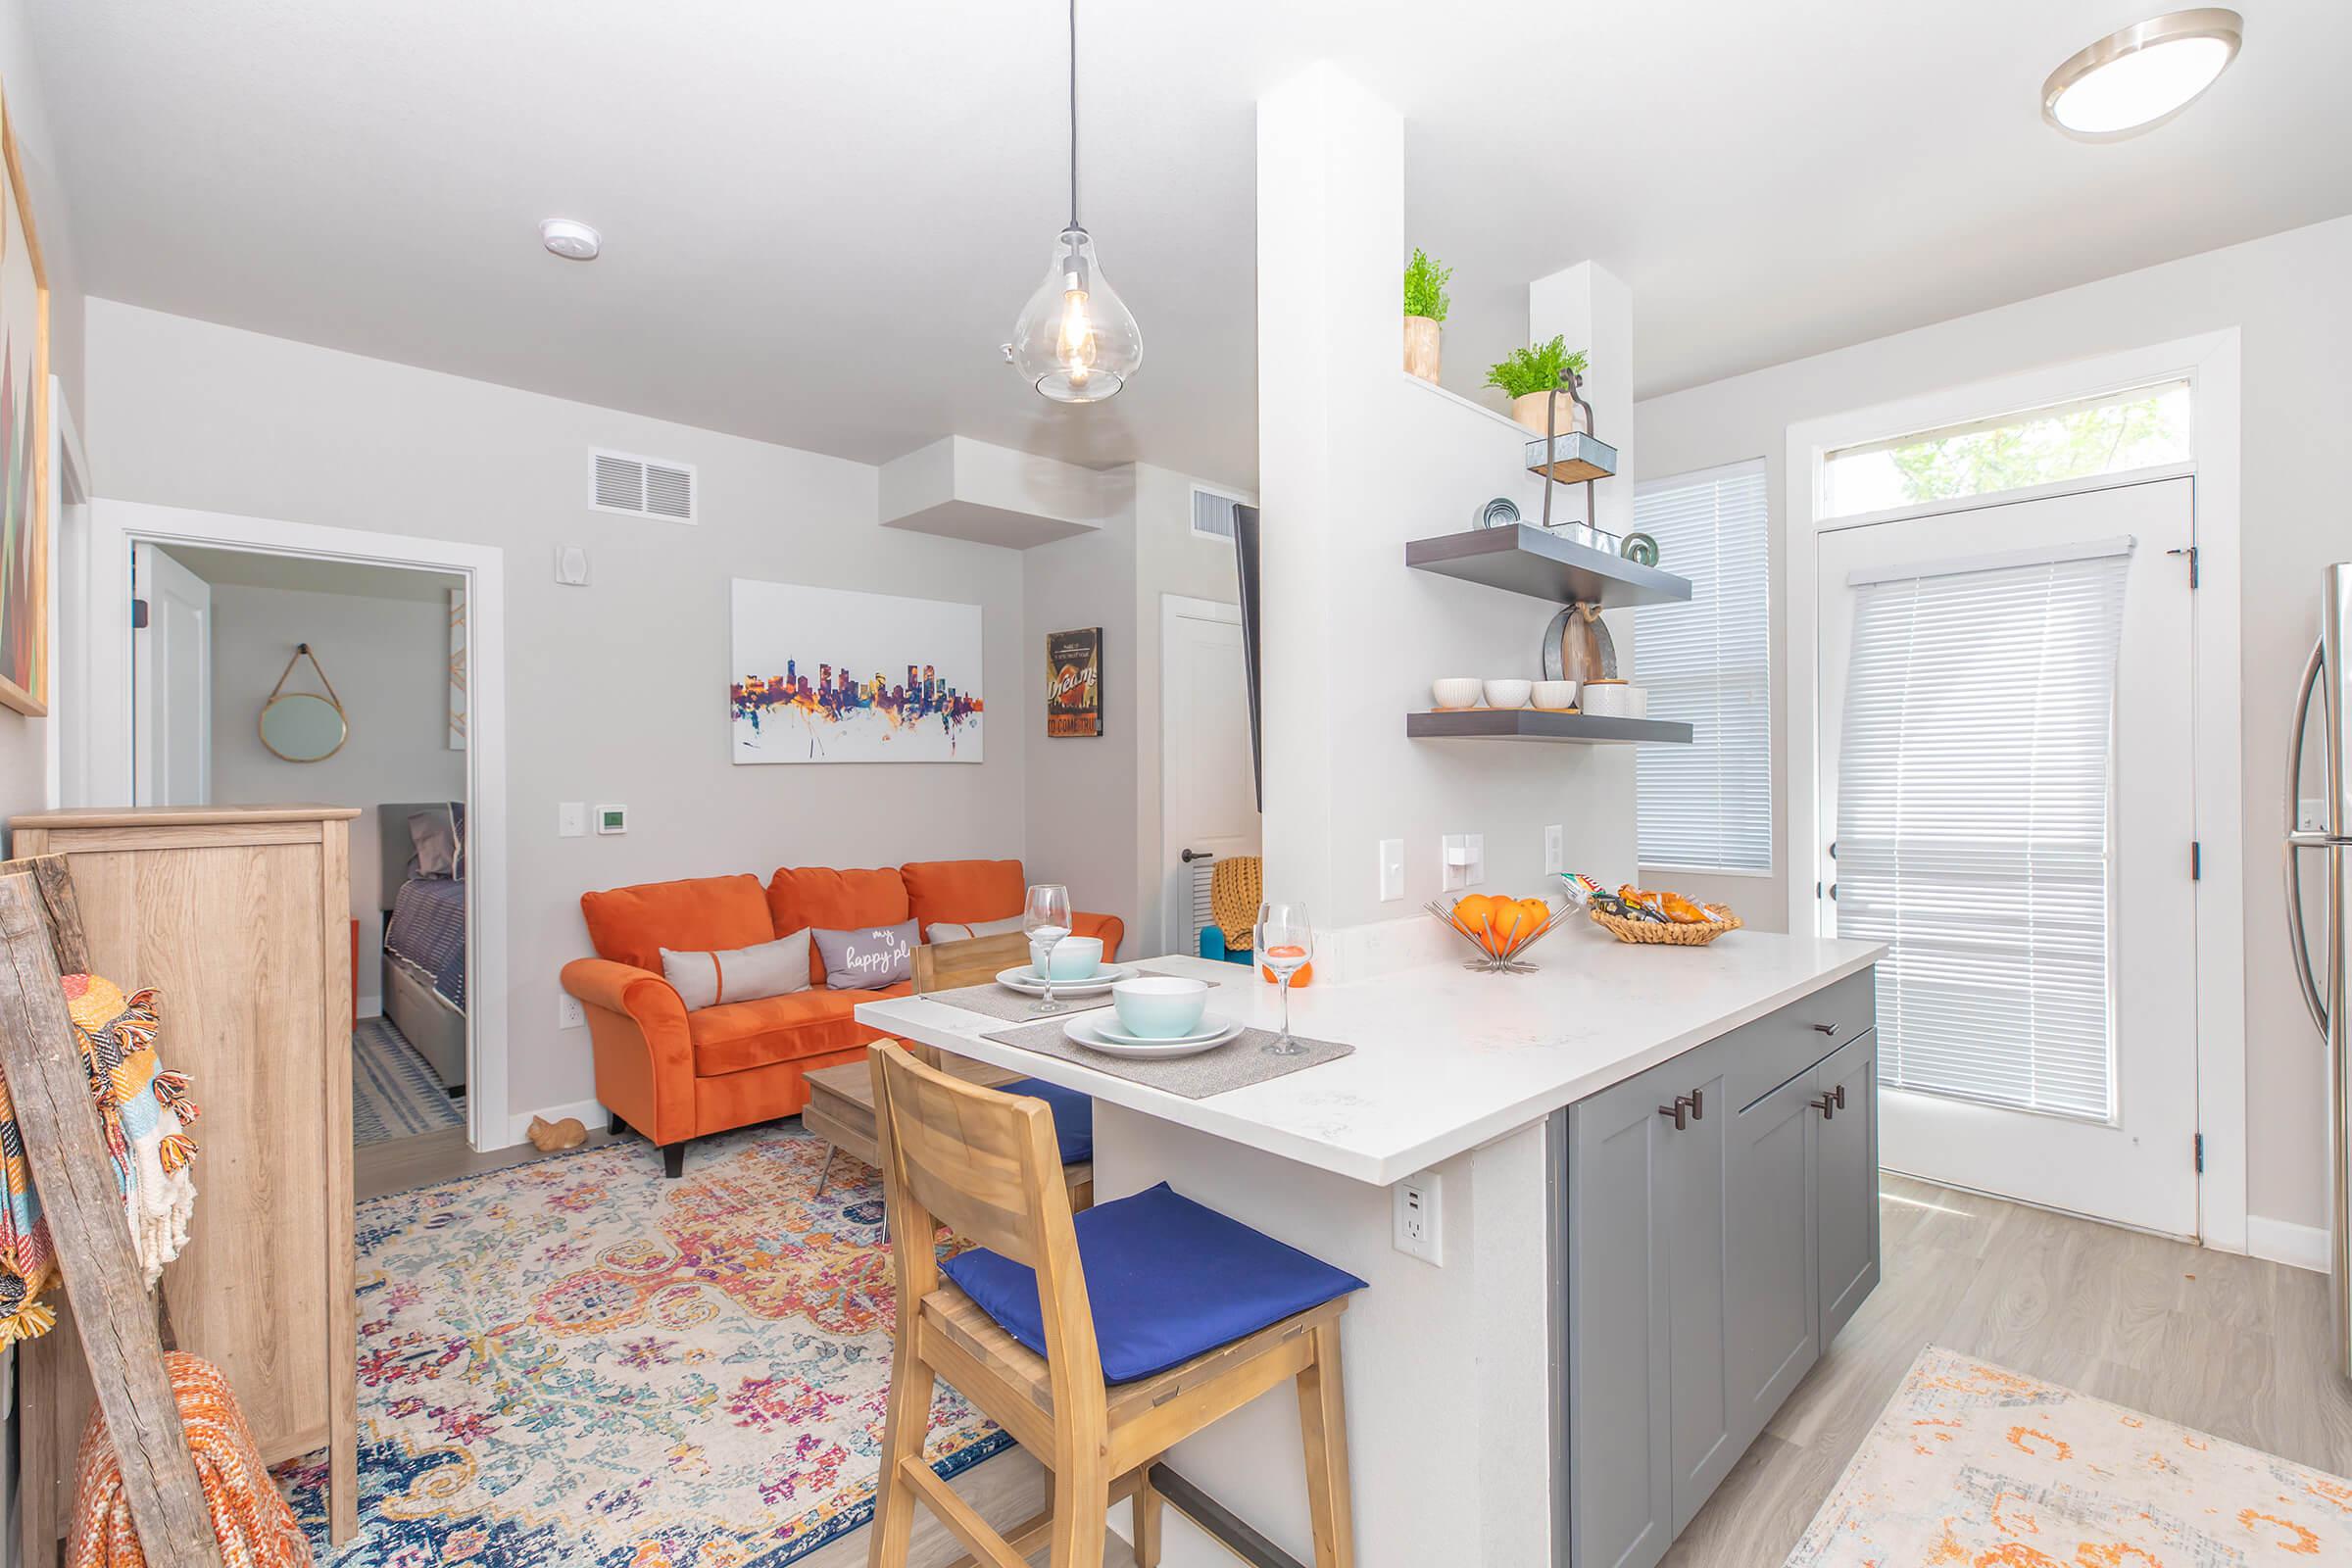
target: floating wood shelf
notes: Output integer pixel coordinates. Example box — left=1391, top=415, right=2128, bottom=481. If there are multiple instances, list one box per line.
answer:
left=1524, top=430, right=1619, bottom=484
left=1404, top=524, right=1692, bottom=609
left=1406, top=710, right=1692, bottom=745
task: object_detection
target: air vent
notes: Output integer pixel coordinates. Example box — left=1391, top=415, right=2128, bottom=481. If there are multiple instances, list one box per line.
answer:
left=589, top=449, right=698, bottom=522
left=1190, top=484, right=1246, bottom=541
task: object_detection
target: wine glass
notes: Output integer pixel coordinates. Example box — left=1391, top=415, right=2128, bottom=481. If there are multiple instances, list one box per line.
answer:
left=1022, top=883, right=1074, bottom=1015
left=1254, top=902, right=1314, bottom=1056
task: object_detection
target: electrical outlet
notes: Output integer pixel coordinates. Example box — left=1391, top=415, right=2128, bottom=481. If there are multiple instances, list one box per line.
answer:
left=1394, top=1171, right=1443, bottom=1264
left=558, top=993, right=587, bottom=1030
left=1441, top=833, right=1486, bottom=892
left=1544, top=824, right=1564, bottom=875
left=1378, top=838, right=1405, bottom=902
left=559, top=802, right=586, bottom=838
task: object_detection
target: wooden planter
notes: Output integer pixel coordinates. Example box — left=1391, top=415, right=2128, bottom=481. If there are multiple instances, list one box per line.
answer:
left=1511, top=389, right=1592, bottom=437
left=1402, top=316, right=1442, bottom=383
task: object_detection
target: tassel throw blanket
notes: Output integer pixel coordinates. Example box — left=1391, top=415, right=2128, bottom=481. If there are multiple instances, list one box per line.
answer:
left=0, top=974, right=199, bottom=1344
left=1209, top=854, right=1261, bottom=952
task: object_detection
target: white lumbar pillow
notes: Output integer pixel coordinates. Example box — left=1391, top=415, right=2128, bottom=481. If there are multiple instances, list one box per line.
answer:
left=660, top=929, right=812, bottom=1009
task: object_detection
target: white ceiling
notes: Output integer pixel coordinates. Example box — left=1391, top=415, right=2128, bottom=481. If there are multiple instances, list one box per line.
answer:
left=26, top=1, right=2352, bottom=491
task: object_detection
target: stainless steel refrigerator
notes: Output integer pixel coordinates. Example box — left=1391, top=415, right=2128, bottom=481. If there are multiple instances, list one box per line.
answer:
left=2288, top=561, right=2352, bottom=1376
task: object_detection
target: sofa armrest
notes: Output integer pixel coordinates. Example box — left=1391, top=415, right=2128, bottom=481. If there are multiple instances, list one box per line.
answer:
left=560, top=958, right=696, bottom=1144
left=1073, top=911, right=1125, bottom=962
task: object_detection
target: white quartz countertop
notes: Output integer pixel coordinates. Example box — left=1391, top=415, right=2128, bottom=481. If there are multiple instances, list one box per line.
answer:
left=855, top=924, right=1884, bottom=1187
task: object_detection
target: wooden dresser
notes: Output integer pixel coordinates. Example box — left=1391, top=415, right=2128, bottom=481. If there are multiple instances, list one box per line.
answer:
left=12, top=806, right=361, bottom=1553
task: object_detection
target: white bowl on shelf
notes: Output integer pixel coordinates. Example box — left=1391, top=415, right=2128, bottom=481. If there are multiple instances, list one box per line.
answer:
left=1482, top=678, right=1533, bottom=710
left=1432, top=677, right=1483, bottom=710
left=1531, top=679, right=1579, bottom=711
left=1581, top=681, right=1647, bottom=719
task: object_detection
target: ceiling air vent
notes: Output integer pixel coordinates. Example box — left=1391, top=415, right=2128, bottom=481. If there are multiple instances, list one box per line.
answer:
left=1190, top=483, right=1246, bottom=541
left=589, top=449, right=698, bottom=522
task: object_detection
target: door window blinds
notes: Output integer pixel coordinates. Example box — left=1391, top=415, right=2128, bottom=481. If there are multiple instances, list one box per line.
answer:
left=1633, top=461, right=1772, bottom=871
left=1835, top=545, right=2131, bottom=1120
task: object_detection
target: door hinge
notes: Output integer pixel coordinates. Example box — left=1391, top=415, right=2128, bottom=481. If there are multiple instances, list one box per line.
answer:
left=130, top=597, right=150, bottom=629
left=2194, top=1133, right=2205, bottom=1173
left=2168, top=545, right=2199, bottom=588
left=2191, top=840, right=2202, bottom=880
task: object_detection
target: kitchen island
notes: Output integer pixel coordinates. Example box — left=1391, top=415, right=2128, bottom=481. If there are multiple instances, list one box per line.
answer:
left=858, top=922, right=1884, bottom=1568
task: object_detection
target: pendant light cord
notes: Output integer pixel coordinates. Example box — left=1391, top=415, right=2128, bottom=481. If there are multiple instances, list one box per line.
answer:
left=1066, top=0, right=1079, bottom=230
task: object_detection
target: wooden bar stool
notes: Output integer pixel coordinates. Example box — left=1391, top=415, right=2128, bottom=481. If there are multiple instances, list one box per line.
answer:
left=866, top=1043, right=1363, bottom=1568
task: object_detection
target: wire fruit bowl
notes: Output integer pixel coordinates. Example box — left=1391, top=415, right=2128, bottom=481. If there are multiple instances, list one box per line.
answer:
left=1426, top=897, right=1573, bottom=974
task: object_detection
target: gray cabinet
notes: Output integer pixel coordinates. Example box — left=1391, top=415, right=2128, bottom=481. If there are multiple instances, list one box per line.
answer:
left=1563, top=969, right=1879, bottom=1567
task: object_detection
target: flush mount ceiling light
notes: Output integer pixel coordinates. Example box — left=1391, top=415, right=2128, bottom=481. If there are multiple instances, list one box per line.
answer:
left=1007, top=0, right=1142, bottom=402
left=540, top=218, right=603, bottom=261
left=2042, top=9, right=2242, bottom=140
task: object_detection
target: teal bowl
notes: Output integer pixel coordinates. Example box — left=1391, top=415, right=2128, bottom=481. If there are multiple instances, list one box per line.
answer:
left=1028, top=935, right=1102, bottom=980
left=1109, top=977, right=1210, bottom=1039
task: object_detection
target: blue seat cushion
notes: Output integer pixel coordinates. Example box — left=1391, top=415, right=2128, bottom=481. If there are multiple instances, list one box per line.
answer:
left=1002, top=1076, right=1093, bottom=1164
left=939, top=1182, right=1366, bottom=1384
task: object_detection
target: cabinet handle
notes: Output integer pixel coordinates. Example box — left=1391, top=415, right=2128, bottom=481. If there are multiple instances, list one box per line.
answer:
left=1687, top=1087, right=1704, bottom=1121
left=1812, top=1022, right=1840, bottom=1036
left=1810, top=1094, right=1838, bottom=1119
left=1832, top=1084, right=1847, bottom=1110
left=1658, top=1097, right=1690, bottom=1132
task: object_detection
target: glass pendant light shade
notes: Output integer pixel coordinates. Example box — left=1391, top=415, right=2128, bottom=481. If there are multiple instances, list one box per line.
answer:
left=1011, top=225, right=1143, bottom=403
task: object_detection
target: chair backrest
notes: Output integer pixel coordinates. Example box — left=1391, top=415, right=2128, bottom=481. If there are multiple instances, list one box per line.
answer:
left=868, top=1043, right=1104, bottom=1393
left=911, top=930, right=1033, bottom=995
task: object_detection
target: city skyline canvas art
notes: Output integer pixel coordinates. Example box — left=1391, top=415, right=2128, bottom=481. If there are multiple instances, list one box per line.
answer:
left=729, top=578, right=984, bottom=763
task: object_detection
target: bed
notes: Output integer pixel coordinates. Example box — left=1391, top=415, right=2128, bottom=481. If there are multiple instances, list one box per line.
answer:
left=379, top=802, right=468, bottom=1093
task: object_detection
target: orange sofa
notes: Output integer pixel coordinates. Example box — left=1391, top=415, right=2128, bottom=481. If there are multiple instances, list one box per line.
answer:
left=561, top=859, right=1123, bottom=1175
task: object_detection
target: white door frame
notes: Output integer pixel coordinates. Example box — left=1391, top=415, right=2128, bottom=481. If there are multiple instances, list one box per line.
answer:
left=1784, top=328, right=2244, bottom=1251
left=84, top=499, right=512, bottom=1152
left=1158, top=594, right=1247, bottom=957
left=44, top=375, right=89, bottom=809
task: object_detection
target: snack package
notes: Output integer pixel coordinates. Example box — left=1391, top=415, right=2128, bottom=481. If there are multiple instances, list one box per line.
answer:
left=1556, top=872, right=1604, bottom=907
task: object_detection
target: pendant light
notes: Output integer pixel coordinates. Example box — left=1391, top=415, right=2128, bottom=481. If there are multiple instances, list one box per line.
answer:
left=1009, top=0, right=1142, bottom=402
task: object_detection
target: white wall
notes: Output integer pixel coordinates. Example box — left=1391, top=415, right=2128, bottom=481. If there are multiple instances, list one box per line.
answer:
left=83, top=299, right=1035, bottom=1126
left=1634, top=213, right=2352, bottom=1239
left=200, top=575, right=466, bottom=1013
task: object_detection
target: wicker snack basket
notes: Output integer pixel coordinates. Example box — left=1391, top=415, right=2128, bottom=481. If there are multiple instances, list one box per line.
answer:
left=1589, top=905, right=1743, bottom=946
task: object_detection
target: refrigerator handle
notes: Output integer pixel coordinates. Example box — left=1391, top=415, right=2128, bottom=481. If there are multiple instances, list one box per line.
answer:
left=2287, top=637, right=2331, bottom=1037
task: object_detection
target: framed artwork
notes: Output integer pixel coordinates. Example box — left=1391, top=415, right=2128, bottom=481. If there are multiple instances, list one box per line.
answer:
left=446, top=586, right=467, bottom=749
left=0, top=87, right=49, bottom=716
left=729, top=578, right=984, bottom=763
left=1045, top=626, right=1102, bottom=738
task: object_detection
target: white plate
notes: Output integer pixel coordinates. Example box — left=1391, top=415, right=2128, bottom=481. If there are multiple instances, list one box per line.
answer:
left=1062, top=1013, right=1244, bottom=1059
left=994, top=962, right=1137, bottom=998
left=1087, top=1013, right=1232, bottom=1049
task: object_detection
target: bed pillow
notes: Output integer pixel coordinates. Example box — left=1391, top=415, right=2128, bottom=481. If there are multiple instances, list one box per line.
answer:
left=659, top=930, right=812, bottom=1010
left=407, top=808, right=460, bottom=879
left=925, top=914, right=1028, bottom=944
left=810, top=920, right=918, bottom=990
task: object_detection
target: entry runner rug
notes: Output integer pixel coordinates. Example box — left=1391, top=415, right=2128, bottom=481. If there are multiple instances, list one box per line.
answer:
left=351, top=1017, right=464, bottom=1146
left=1786, top=1345, right=2352, bottom=1564
left=274, top=1120, right=1008, bottom=1565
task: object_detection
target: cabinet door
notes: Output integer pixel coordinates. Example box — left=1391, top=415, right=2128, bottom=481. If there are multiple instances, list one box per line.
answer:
left=1725, top=1070, right=1820, bottom=1451
left=1660, top=1052, right=1736, bottom=1535
left=1814, top=1029, right=1882, bottom=1348
left=1567, top=1065, right=1676, bottom=1568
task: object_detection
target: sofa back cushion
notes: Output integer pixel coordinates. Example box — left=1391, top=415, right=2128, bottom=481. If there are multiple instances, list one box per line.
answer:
left=581, top=874, right=776, bottom=973
left=902, top=858, right=1027, bottom=940
left=766, top=866, right=911, bottom=984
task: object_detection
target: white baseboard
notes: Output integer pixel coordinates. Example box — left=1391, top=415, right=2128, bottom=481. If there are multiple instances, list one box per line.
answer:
left=505, top=1096, right=608, bottom=1149
left=2246, top=1214, right=2329, bottom=1273
left=358, top=992, right=383, bottom=1020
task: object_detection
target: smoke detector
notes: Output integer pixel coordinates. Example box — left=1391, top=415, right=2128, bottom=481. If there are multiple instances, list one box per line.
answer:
left=541, top=219, right=602, bottom=261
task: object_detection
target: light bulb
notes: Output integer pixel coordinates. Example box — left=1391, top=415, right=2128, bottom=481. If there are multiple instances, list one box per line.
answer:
left=1011, top=226, right=1141, bottom=403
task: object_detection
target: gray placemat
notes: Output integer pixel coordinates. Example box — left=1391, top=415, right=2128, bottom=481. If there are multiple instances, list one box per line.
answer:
left=924, top=967, right=1219, bottom=1025
left=978, top=1014, right=1350, bottom=1100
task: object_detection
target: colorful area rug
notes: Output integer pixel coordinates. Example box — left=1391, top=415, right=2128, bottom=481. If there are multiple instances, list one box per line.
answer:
left=351, top=1017, right=464, bottom=1146
left=1787, top=1345, right=2352, bottom=1564
left=274, top=1121, right=1008, bottom=1565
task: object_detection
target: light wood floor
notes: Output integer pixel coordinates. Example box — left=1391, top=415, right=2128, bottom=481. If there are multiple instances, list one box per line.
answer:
left=1665, top=1172, right=2352, bottom=1565
left=353, top=1121, right=626, bottom=1201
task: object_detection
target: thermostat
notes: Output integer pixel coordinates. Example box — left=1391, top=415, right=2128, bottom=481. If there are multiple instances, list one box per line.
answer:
left=594, top=805, right=628, bottom=835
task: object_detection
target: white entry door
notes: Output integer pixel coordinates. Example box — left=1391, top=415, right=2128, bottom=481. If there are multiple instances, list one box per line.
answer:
left=132, top=542, right=213, bottom=807
left=1160, top=597, right=1261, bottom=956
left=1817, top=477, right=2198, bottom=1237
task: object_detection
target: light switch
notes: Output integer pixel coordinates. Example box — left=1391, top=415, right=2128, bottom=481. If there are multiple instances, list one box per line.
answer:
left=1377, top=839, right=1405, bottom=902
left=1544, top=824, right=1564, bottom=875
left=559, top=802, right=586, bottom=837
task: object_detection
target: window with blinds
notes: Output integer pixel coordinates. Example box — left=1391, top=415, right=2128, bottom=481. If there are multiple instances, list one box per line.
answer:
left=1633, top=460, right=1772, bottom=872
left=1835, top=544, right=2131, bottom=1120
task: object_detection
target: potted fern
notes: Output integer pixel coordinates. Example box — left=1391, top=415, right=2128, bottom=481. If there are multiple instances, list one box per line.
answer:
left=1487, top=336, right=1591, bottom=435
left=1401, top=248, right=1450, bottom=384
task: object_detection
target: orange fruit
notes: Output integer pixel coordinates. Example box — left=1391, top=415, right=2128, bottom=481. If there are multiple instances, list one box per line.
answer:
left=1452, top=893, right=1496, bottom=933
left=1517, top=898, right=1554, bottom=934
left=1490, top=900, right=1528, bottom=948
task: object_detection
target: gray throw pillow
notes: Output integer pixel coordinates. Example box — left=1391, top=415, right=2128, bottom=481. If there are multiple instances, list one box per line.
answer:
left=926, top=914, right=1028, bottom=943
left=407, top=808, right=459, bottom=879
left=660, top=930, right=812, bottom=1009
left=811, top=920, right=918, bottom=990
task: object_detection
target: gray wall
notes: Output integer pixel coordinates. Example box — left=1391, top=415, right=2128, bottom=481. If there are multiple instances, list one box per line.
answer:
left=85, top=299, right=1034, bottom=1127
left=1634, top=213, right=2352, bottom=1239
left=200, top=576, right=466, bottom=1010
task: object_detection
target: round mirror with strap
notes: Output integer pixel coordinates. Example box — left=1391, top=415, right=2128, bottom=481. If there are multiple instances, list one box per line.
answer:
left=258, top=643, right=349, bottom=762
